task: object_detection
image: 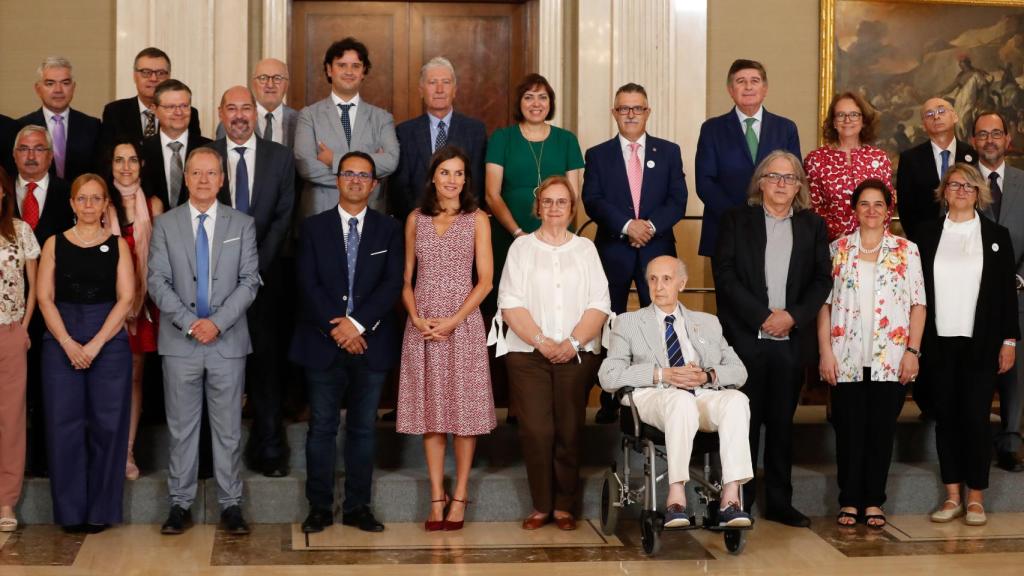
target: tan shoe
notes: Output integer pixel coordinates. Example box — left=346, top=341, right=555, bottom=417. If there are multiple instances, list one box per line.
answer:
left=965, top=502, right=987, bottom=526
left=929, top=499, right=964, bottom=523
left=0, top=516, right=17, bottom=532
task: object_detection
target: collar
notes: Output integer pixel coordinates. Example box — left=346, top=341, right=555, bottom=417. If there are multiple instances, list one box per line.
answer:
left=618, top=132, right=648, bottom=150
left=331, top=91, right=361, bottom=108
left=943, top=211, right=980, bottom=231
left=763, top=205, right=794, bottom=220
left=654, top=302, right=685, bottom=326
left=428, top=109, right=454, bottom=130
left=42, top=107, right=67, bottom=124
left=227, top=133, right=257, bottom=152
left=338, top=204, right=368, bottom=224
left=930, top=138, right=956, bottom=156
left=256, top=102, right=282, bottom=117
left=137, top=97, right=153, bottom=116
left=18, top=173, right=50, bottom=189
left=979, top=162, right=1006, bottom=181
left=735, top=106, right=764, bottom=125
left=189, top=199, right=219, bottom=218
left=160, top=130, right=188, bottom=148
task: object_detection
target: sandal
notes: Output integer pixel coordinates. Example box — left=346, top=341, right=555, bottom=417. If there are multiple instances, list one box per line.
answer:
left=0, top=516, right=17, bottom=532
left=864, top=513, right=886, bottom=529
left=836, top=509, right=859, bottom=526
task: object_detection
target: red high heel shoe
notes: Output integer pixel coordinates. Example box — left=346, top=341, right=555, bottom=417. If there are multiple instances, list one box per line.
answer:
left=425, top=495, right=449, bottom=532
left=444, top=498, right=470, bottom=531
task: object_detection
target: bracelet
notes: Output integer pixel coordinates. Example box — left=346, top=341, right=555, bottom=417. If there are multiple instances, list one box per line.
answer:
left=532, top=333, right=547, bottom=345
left=1004, top=340, right=1018, bottom=348
left=513, top=227, right=524, bottom=237
left=59, top=335, right=72, bottom=346
left=905, top=346, right=922, bottom=358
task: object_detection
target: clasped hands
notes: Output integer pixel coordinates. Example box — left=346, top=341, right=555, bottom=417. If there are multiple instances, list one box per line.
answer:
left=189, top=319, right=220, bottom=345
left=535, top=336, right=578, bottom=364
left=411, top=316, right=460, bottom=342
left=659, top=363, right=708, bottom=390
left=61, top=338, right=103, bottom=371
left=330, top=316, right=367, bottom=354
left=625, top=219, right=655, bottom=248
left=761, top=308, right=795, bottom=338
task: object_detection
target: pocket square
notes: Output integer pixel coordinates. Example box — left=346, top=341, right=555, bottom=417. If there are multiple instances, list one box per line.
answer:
left=370, top=249, right=388, bottom=255
left=223, top=237, right=241, bottom=244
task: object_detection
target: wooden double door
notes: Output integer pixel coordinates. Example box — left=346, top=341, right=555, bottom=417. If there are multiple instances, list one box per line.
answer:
left=290, top=1, right=536, bottom=134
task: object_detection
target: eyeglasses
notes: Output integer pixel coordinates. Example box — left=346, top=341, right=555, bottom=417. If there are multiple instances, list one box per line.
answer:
left=339, top=171, right=373, bottom=181
left=73, top=195, right=105, bottom=205
left=834, top=111, right=862, bottom=122
left=158, top=104, right=190, bottom=113
left=135, top=68, right=170, bottom=80
left=613, top=105, right=649, bottom=116
left=254, top=74, right=288, bottom=85
left=761, top=172, right=800, bottom=186
left=14, top=146, right=50, bottom=155
left=945, top=181, right=978, bottom=193
left=540, top=198, right=571, bottom=208
left=923, top=106, right=949, bottom=120
left=974, top=129, right=1006, bottom=141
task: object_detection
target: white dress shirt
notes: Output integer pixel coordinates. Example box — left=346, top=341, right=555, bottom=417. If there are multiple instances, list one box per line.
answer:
left=931, top=139, right=958, bottom=179
left=16, top=174, right=50, bottom=214
left=337, top=204, right=368, bottom=334
left=934, top=214, right=983, bottom=337
left=330, top=91, right=361, bottom=131
left=858, top=260, right=876, bottom=367
left=225, top=134, right=257, bottom=208
left=188, top=200, right=218, bottom=296
left=978, top=161, right=1005, bottom=187
left=735, top=106, right=764, bottom=140
left=256, top=103, right=283, bottom=144
left=160, top=130, right=190, bottom=190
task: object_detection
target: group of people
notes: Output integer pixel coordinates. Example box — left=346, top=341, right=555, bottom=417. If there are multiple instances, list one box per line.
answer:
left=0, top=39, right=1021, bottom=541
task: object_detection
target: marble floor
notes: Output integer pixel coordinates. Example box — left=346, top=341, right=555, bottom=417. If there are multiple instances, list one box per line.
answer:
left=3, top=514, right=1024, bottom=575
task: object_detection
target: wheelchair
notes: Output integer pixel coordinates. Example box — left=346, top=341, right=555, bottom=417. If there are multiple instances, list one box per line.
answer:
left=599, top=387, right=751, bottom=555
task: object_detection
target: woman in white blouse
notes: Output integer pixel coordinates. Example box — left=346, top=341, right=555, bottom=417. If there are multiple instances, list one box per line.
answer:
left=917, top=164, right=1018, bottom=526
left=492, top=175, right=610, bottom=531
left=817, top=179, right=925, bottom=529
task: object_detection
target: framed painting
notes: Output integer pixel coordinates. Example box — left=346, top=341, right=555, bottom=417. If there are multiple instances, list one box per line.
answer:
left=820, top=0, right=1024, bottom=160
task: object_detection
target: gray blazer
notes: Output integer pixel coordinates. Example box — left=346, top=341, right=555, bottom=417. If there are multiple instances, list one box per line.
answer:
left=599, top=304, right=747, bottom=393
left=293, top=96, right=400, bottom=218
left=147, top=202, right=260, bottom=358
left=215, top=104, right=299, bottom=148
left=987, top=165, right=1024, bottom=311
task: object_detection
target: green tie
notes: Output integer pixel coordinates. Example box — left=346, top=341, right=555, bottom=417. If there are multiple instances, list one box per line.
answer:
left=744, top=117, right=758, bottom=162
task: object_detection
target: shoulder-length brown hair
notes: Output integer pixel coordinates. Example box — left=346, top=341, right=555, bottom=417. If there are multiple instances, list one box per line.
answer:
left=419, top=145, right=478, bottom=216
left=512, top=73, right=555, bottom=123
left=0, top=166, right=16, bottom=243
left=822, top=91, right=879, bottom=144
left=746, top=150, right=811, bottom=211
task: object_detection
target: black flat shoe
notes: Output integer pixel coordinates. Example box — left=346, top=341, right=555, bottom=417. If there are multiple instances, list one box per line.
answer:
left=161, top=505, right=192, bottom=535
left=220, top=505, right=250, bottom=535
left=301, top=508, right=334, bottom=533
left=997, top=451, right=1024, bottom=473
left=342, top=506, right=384, bottom=533
left=765, top=506, right=811, bottom=528
left=594, top=405, right=618, bottom=424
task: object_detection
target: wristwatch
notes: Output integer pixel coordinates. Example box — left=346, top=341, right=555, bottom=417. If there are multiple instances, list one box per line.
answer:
left=906, top=346, right=922, bottom=358
left=703, top=367, right=716, bottom=385
left=567, top=335, right=583, bottom=352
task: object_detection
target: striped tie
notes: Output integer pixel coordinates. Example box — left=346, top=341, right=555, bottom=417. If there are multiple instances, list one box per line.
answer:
left=665, top=315, right=685, bottom=367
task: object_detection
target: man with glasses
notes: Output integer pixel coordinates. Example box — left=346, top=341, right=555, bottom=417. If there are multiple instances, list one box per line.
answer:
left=291, top=151, right=403, bottom=533
left=141, top=80, right=211, bottom=209
left=973, top=111, right=1024, bottom=473
left=217, top=59, right=298, bottom=149
left=99, top=47, right=201, bottom=154
left=896, top=97, right=977, bottom=242
left=582, top=83, right=687, bottom=423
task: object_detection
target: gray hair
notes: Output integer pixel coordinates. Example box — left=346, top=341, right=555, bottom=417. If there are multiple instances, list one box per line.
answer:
left=15, top=124, right=53, bottom=148
left=645, top=256, right=688, bottom=280
left=746, top=150, right=811, bottom=211
left=420, top=56, right=457, bottom=85
left=37, top=56, right=73, bottom=80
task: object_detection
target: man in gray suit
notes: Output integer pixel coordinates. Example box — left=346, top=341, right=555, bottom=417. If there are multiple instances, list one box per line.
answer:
left=975, top=111, right=1024, bottom=472
left=599, top=256, right=753, bottom=528
left=294, top=37, right=399, bottom=217
left=148, top=148, right=260, bottom=535
left=216, top=58, right=298, bottom=148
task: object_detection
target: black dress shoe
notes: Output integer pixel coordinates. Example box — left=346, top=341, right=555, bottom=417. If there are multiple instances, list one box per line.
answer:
left=161, top=505, right=193, bottom=535
left=341, top=506, right=385, bottom=532
left=765, top=506, right=811, bottom=528
left=302, top=508, right=334, bottom=533
left=997, top=451, right=1024, bottom=472
left=262, top=463, right=290, bottom=478
left=220, top=505, right=251, bottom=535
left=594, top=405, right=618, bottom=424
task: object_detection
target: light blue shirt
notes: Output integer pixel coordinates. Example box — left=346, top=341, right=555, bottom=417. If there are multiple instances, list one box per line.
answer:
left=428, top=109, right=454, bottom=153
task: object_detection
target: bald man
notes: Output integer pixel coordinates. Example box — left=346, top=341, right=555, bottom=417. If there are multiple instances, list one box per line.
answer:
left=216, top=59, right=298, bottom=148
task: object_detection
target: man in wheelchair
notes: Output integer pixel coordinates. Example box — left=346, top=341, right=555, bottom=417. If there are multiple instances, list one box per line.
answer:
left=599, top=256, right=753, bottom=528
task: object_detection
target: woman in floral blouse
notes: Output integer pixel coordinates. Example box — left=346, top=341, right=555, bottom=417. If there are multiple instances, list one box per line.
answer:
left=805, top=92, right=894, bottom=241
left=817, top=178, right=925, bottom=529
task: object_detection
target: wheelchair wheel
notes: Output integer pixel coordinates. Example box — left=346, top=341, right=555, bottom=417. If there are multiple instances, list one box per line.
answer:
left=724, top=529, right=745, bottom=554
left=600, top=468, right=620, bottom=536
left=640, top=511, right=662, bottom=556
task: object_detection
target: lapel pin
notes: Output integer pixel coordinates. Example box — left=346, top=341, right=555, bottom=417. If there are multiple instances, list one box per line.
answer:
left=100, top=244, right=110, bottom=253
left=965, top=154, right=973, bottom=163
left=992, top=243, right=1000, bottom=252
left=647, top=160, right=655, bottom=169
left=871, top=160, right=880, bottom=169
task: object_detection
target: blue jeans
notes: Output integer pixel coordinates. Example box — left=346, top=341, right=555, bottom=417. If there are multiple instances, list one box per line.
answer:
left=304, top=352, right=386, bottom=513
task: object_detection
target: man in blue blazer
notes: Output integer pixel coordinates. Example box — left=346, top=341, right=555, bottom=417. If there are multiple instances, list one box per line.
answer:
left=391, top=56, right=487, bottom=220
left=695, top=59, right=801, bottom=257
left=291, top=152, right=403, bottom=534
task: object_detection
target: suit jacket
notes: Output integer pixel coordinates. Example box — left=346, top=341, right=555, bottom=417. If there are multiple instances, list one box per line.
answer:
left=712, top=205, right=832, bottom=362
left=391, top=111, right=487, bottom=220
left=598, top=303, right=747, bottom=393
left=695, top=107, right=802, bottom=256
left=99, top=97, right=202, bottom=154
left=14, top=176, right=74, bottom=246
left=18, top=107, right=101, bottom=184
left=140, top=131, right=212, bottom=209
left=289, top=206, right=404, bottom=371
left=917, top=213, right=1019, bottom=371
left=0, top=114, right=19, bottom=176
left=293, top=97, right=400, bottom=219
left=208, top=137, right=295, bottom=273
left=147, top=202, right=260, bottom=358
left=895, top=138, right=976, bottom=242
left=216, top=104, right=299, bottom=148
left=582, top=134, right=687, bottom=270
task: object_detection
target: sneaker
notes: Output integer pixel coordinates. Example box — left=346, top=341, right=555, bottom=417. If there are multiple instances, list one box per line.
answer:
left=663, top=503, right=691, bottom=528
left=718, top=503, right=752, bottom=527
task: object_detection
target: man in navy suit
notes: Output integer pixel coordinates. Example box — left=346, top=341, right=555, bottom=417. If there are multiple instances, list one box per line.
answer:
left=140, top=80, right=212, bottom=209
left=391, top=56, right=487, bottom=220
left=209, top=86, right=296, bottom=477
left=18, top=56, right=100, bottom=184
left=291, top=151, right=403, bottom=534
left=695, top=59, right=801, bottom=257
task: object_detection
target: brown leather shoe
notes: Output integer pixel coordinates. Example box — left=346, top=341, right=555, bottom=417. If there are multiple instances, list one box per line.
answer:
left=521, top=513, right=549, bottom=530
left=553, top=514, right=577, bottom=531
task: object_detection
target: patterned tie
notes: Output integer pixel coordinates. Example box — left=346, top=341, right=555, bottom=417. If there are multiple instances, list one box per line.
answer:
left=338, top=104, right=353, bottom=147
left=22, top=182, right=40, bottom=230
left=940, top=150, right=951, bottom=179
left=168, top=141, right=184, bottom=206
left=435, top=120, right=448, bottom=152
left=346, top=217, right=360, bottom=314
left=263, top=112, right=274, bottom=142
left=234, top=147, right=250, bottom=214
left=143, top=110, right=157, bottom=138
left=52, top=114, right=66, bottom=179
left=990, top=172, right=1003, bottom=221
left=665, top=315, right=694, bottom=394
left=744, top=117, right=759, bottom=162
left=628, top=142, right=642, bottom=217
left=196, top=213, right=210, bottom=318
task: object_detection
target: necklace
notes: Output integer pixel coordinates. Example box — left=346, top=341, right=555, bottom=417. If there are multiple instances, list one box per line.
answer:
left=521, top=124, right=547, bottom=193
left=537, top=228, right=571, bottom=246
left=858, top=232, right=882, bottom=254
left=71, top=226, right=103, bottom=247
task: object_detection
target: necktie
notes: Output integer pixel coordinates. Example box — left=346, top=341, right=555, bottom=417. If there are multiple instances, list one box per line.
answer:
left=338, top=104, right=353, bottom=147
left=22, top=182, right=40, bottom=230
left=168, top=141, right=184, bottom=206
left=940, top=150, right=951, bottom=179
left=628, top=142, right=642, bottom=217
left=264, top=112, right=274, bottom=142
left=665, top=315, right=694, bottom=394
left=435, top=120, right=448, bottom=152
left=143, top=110, right=157, bottom=138
left=346, top=217, right=360, bottom=314
left=990, top=171, right=1003, bottom=221
left=234, top=147, right=250, bottom=214
left=196, top=213, right=210, bottom=318
left=52, top=114, right=66, bottom=179
left=744, top=117, right=759, bottom=162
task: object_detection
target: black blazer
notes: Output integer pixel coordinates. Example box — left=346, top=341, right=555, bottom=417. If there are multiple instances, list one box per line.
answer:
left=895, top=138, right=976, bottom=242
left=712, top=204, right=832, bottom=361
left=0, top=114, right=19, bottom=175
left=917, top=213, right=1020, bottom=371
left=14, top=176, right=74, bottom=246
left=99, top=96, right=201, bottom=155
left=140, top=131, right=212, bottom=209
left=208, top=137, right=296, bottom=273
left=18, top=108, right=101, bottom=185
left=391, top=111, right=487, bottom=220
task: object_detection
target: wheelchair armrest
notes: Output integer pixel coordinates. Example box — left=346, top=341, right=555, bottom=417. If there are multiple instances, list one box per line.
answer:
left=613, top=387, right=642, bottom=438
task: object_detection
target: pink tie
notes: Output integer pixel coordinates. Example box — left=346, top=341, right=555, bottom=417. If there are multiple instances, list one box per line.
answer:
left=628, top=142, right=642, bottom=217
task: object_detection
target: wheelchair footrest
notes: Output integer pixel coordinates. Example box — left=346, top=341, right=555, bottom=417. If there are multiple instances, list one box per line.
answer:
left=662, top=515, right=700, bottom=531
left=704, top=522, right=754, bottom=532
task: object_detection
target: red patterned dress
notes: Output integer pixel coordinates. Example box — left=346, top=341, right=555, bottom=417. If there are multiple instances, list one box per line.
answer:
left=396, top=210, right=496, bottom=436
left=804, top=144, right=894, bottom=241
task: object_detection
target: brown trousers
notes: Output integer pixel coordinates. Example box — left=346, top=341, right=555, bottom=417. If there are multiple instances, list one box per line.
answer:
left=506, top=350, right=601, bottom=514
left=0, top=323, right=29, bottom=507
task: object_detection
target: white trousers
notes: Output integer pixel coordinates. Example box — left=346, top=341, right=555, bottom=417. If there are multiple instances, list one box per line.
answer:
left=629, top=388, right=753, bottom=485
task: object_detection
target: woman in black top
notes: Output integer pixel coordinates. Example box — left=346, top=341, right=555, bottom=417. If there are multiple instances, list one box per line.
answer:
left=36, top=174, right=134, bottom=532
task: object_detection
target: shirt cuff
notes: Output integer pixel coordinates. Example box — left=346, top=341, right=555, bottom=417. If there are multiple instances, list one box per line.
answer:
left=348, top=316, right=365, bottom=335
left=620, top=221, right=631, bottom=235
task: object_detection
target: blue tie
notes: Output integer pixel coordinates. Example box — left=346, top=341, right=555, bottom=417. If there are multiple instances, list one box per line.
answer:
left=346, top=217, right=359, bottom=314
left=338, top=103, right=353, bottom=147
left=940, top=150, right=951, bottom=178
left=196, top=213, right=210, bottom=318
left=234, top=147, right=250, bottom=214
left=665, top=315, right=685, bottom=367
left=435, top=120, right=447, bottom=152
